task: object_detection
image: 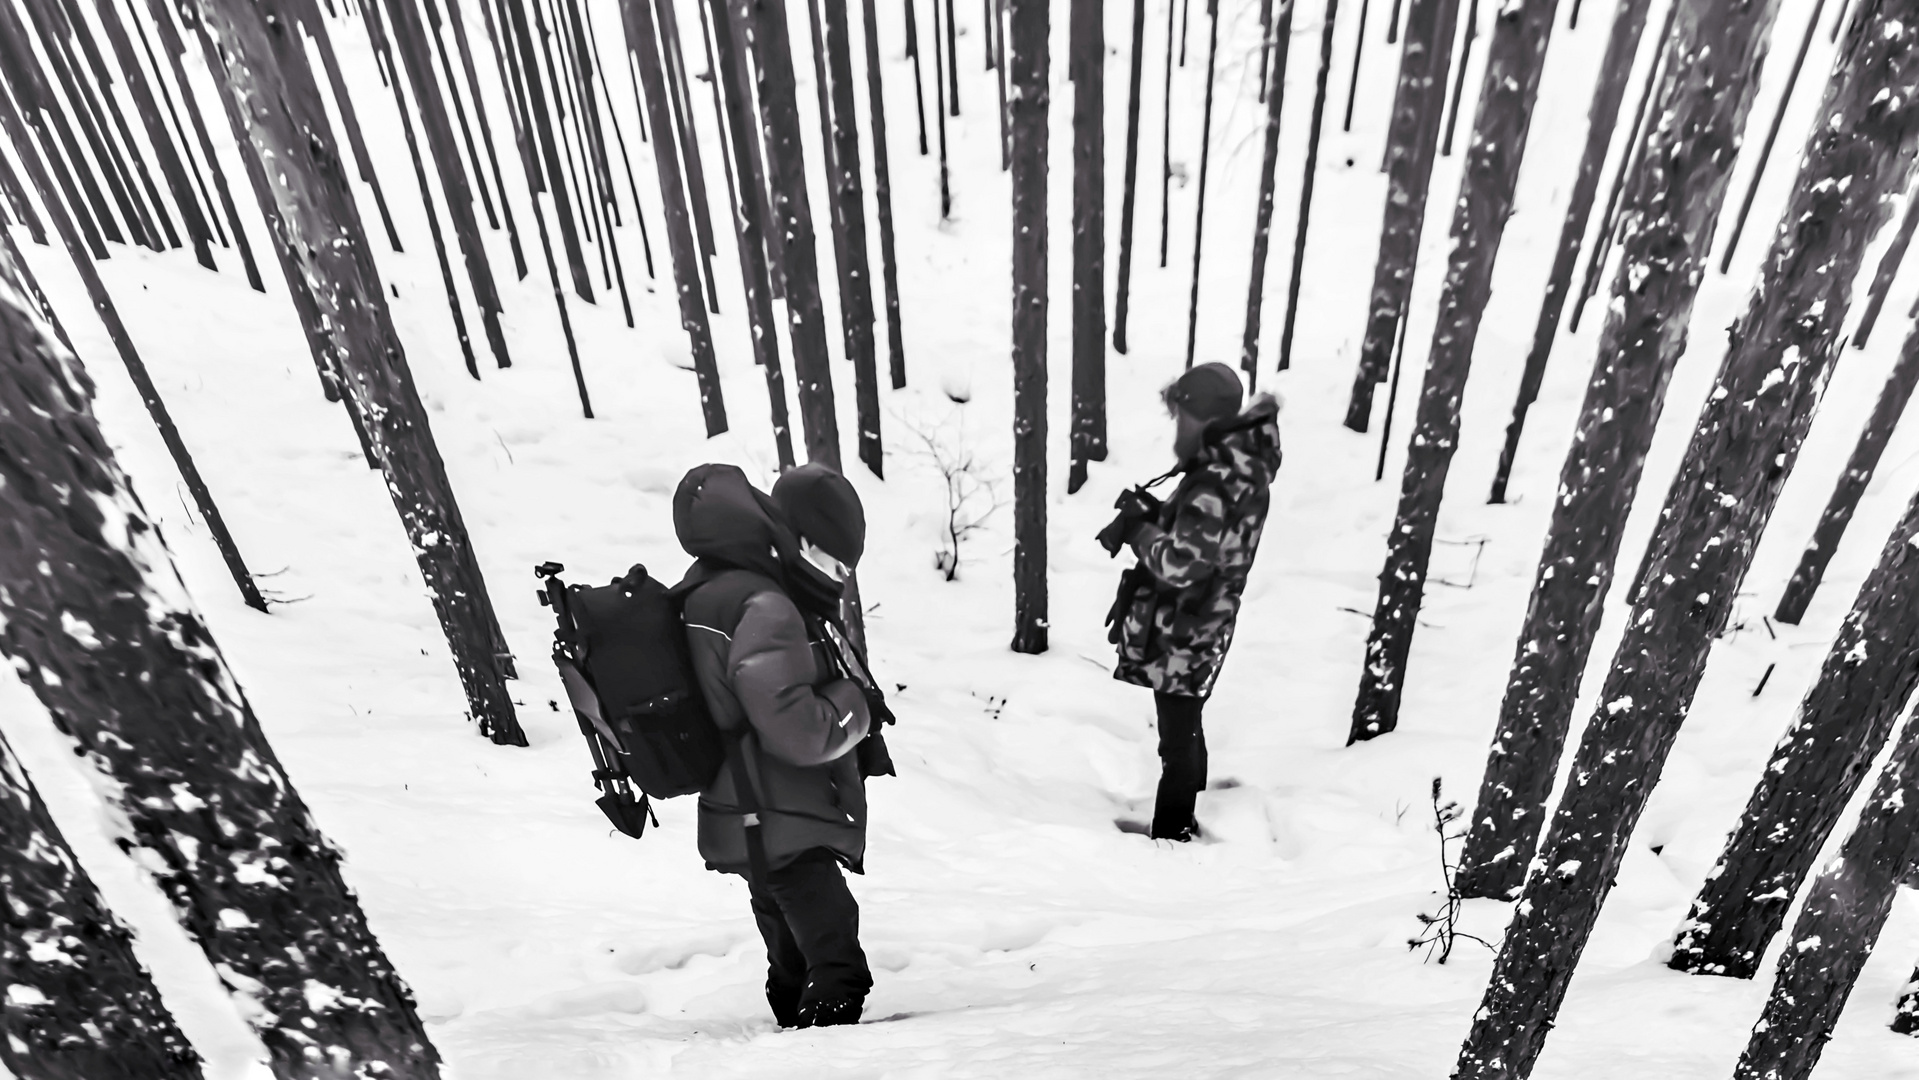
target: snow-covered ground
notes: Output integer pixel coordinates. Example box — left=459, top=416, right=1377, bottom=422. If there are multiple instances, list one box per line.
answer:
left=7, top=0, right=1919, bottom=1074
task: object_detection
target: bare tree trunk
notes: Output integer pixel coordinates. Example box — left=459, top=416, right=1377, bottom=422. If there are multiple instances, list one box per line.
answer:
left=1671, top=479, right=1919, bottom=979
left=0, top=209, right=441, bottom=1080
left=1736, top=704, right=1919, bottom=1079
left=445, top=0, right=530, bottom=277
left=1343, top=0, right=1462, bottom=431
left=1851, top=181, right=1919, bottom=349
left=0, top=2, right=116, bottom=254
left=1348, top=0, right=1556, bottom=744
left=656, top=0, right=721, bottom=309
left=1278, top=0, right=1340, bottom=372
left=1240, top=0, right=1294, bottom=385
left=1009, top=0, right=1047, bottom=655
left=1341, top=0, right=1369, bottom=132
left=1454, top=3, right=1919, bottom=1073
left=1439, top=0, right=1478, bottom=157
left=739, top=0, right=843, bottom=469
left=92, top=0, right=217, bottom=268
left=1180, top=0, right=1220, bottom=370
left=1158, top=0, right=1174, bottom=265
left=195, top=0, right=527, bottom=745
left=500, top=0, right=597, bottom=299
left=1068, top=0, right=1106, bottom=493
left=297, top=0, right=408, bottom=252
left=862, top=0, right=909, bottom=390
left=1450, top=0, right=1761, bottom=903
left=1717, top=0, right=1829, bottom=274
left=1112, top=0, right=1147, bottom=353
left=931, top=0, right=953, bottom=215
left=906, top=0, right=930, bottom=154
left=1487, top=0, right=1655, bottom=504
left=816, top=0, right=884, bottom=476
left=1773, top=332, right=1919, bottom=625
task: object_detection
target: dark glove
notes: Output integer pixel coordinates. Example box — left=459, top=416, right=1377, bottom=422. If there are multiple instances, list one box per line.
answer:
left=854, top=679, right=896, bottom=778
left=1096, top=487, right=1163, bottom=557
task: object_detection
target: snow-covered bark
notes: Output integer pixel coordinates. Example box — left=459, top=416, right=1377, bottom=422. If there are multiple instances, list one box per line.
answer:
left=0, top=205, right=439, bottom=1079
left=1672, top=481, right=1919, bottom=977
left=1009, top=0, right=1047, bottom=655
left=1348, top=0, right=1558, bottom=745
left=1343, top=0, right=1462, bottom=432
left=1485, top=0, right=1655, bottom=505
left=1455, top=1, right=1919, bottom=1072
left=193, top=0, right=524, bottom=745
left=1449, top=0, right=1769, bottom=904
left=1068, top=0, right=1106, bottom=493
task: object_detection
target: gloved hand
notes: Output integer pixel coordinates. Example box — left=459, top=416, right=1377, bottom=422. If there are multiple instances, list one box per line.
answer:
left=1096, top=487, right=1163, bottom=557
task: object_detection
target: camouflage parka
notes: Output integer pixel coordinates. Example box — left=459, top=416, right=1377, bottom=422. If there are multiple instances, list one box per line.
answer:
left=1111, top=394, right=1282, bottom=698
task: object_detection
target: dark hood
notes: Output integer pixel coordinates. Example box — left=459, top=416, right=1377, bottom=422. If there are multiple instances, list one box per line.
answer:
left=674, top=464, right=795, bottom=581
left=1195, top=393, right=1283, bottom=485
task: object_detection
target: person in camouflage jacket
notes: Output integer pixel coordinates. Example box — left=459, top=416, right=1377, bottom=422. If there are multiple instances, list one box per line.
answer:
left=1107, top=363, right=1282, bottom=840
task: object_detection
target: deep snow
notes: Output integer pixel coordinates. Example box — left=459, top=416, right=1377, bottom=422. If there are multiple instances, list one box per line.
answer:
left=6, top=0, right=1919, bottom=1074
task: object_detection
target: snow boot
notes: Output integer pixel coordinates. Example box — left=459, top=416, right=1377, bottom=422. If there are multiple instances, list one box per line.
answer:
left=798, top=998, right=863, bottom=1028
left=768, top=981, right=803, bottom=1028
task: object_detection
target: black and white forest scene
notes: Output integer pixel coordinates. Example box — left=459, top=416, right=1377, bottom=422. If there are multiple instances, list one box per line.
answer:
left=6, top=0, right=1919, bottom=1072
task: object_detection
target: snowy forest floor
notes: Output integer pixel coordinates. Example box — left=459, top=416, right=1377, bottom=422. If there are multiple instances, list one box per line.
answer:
left=8, top=0, right=1919, bottom=1074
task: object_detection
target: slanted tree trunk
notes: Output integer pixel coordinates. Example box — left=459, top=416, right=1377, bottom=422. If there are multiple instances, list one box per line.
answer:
left=1278, top=0, right=1341, bottom=372
left=92, top=0, right=217, bottom=268
left=1671, top=479, right=1919, bottom=978
left=1347, top=0, right=1556, bottom=744
left=1112, top=0, right=1147, bottom=353
left=1068, top=0, right=1105, bottom=493
left=0, top=208, right=441, bottom=1080
left=1009, top=0, right=1047, bottom=655
left=1450, top=0, right=1767, bottom=903
left=0, top=137, right=44, bottom=244
left=1343, top=0, right=1463, bottom=431
left=1717, top=0, right=1829, bottom=274
left=1851, top=181, right=1919, bottom=349
left=905, top=0, right=930, bottom=154
left=622, top=0, right=728, bottom=435
left=445, top=0, right=530, bottom=278
left=0, top=1, right=115, bottom=255
left=862, top=0, right=908, bottom=390
left=1240, top=0, right=1294, bottom=384
left=1486, top=0, right=1653, bottom=504
left=195, top=0, right=527, bottom=745
left=1735, top=702, right=1919, bottom=1079
left=501, top=0, right=597, bottom=300
left=816, top=0, right=884, bottom=476
left=293, top=0, right=407, bottom=252
left=1454, top=4, right=1919, bottom=1073
left=1773, top=332, right=1919, bottom=625
left=738, top=0, right=842, bottom=469
left=0, top=500, right=199, bottom=1080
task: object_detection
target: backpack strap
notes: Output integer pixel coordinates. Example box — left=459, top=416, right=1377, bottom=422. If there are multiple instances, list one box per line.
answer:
left=726, top=734, right=772, bottom=885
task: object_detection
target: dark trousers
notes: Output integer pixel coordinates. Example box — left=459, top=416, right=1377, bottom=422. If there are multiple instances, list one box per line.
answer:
left=1151, top=692, right=1208, bottom=839
left=748, top=848, right=872, bottom=1023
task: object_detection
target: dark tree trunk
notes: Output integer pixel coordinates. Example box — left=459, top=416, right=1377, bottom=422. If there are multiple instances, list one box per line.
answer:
left=1342, top=0, right=1369, bottom=132
left=1009, top=0, right=1047, bottom=655
left=1718, top=0, right=1829, bottom=275
left=1278, top=0, right=1341, bottom=372
left=906, top=0, right=930, bottom=155
left=590, top=0, right=654, bottom=290
left=1671, top=480, right=1919, bottom=978
left=127, top=0, right=222, bottom=250
left=1450, top=0, right=1760, bottom=904
left=993, top=0, right=1010, bottom=169
left=708, top=0, right=795, bottom=467
left=1240, top=0, right=1294, bottom=385
left=1180, top=1, right=1220, bottom=370
left=1487, top=0, right=1655, bottom=504
left=424, top=0, right=501, bottom=231
left=1158, top=0, right=1174, bottom=266
left=0, top=207, right=441, bottom=1080
left=0, top=2, right=116, bottom=255
left=92, top=0, right=217, bottom=268
left=1773, top=332, right=1919, bottom=625
left=298, top=0, right=408, bottom=253
left=446, top=0, right=530, bottom=277
left=195, top=0, right=527, bottom=745
left=1735, top=703, right=1919, bottom=1079
left=0, top=131, right=45, bottom=244
left=502, top=0, right=597, bottom=300
left=815, top=0, right=884, bottom=476
left=1849, top=174, right=1919, bottom=349
left=1453, top=3, right=1919, bottom=1073
left=1347, top=0, right=1557, bottom=744
left=739, top=0, right=842, bottom=469
left=1439, top=0, right=1478, bottom=157
left=1112, top=0, right=1146, bottom=353
left=863, top=0, right=909, bottom=390
left=623, top=0, right=728, bottom=435
left=1343, top=0, right=1463, bottom=432
left=1068, top=0, right=1106, bottom=493
left=656, top=0, right=722, bottom=309
left=931, top=0, right=953, bottom=215
left=944, top=0, right=960, bottom=114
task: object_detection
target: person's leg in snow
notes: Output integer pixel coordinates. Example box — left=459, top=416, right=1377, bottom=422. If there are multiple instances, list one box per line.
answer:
left=748, top=848, right=873, bottom=1026
left=1151, top=692, right=1207, bottom=840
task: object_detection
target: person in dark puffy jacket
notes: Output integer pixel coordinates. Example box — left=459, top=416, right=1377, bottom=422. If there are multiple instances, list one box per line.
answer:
left=1107, top=363, right=1283, bottom=842
left=673, top=462, right=874, bottom=1029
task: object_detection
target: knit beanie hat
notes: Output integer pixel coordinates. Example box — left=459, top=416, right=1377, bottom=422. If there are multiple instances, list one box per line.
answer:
left=772, top=464, right=867, bottom=568
left=1164, top=362, right=1244, bottom=423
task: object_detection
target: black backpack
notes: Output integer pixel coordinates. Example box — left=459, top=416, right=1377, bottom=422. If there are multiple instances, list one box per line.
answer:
left=536, top=561, right=726, bottom=838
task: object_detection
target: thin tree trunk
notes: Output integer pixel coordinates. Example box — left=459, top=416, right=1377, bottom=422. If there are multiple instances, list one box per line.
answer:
left=1112, top=0, right=1147, bottom=353
left=656, top=0, right=721, bottom=308
left=623, top=0, right=728, bottom=436
left=1241, top=0, right=1294, bottom=385
left=1069, top=0, right=1106, bottom=493
left=1181, top=0, right=1221, bottom=370
left=1342, top=0, right=1369, bottom=131
left=1009, top=0, right=1047, bottom=655
left=993, top=0, right=1009, bottom=169
left=1454, top=3, right=1919, bottom=1072
left=1718, top=0, right=1828, bottom=275
left=0, top=4, right=118, bottom=253
left=1348, top=0, right=1556, bottom=744
left=815, top=0, right=884, bottom=475
left=862, top=0, right=909, bottom=390
left=0, top=129, right=46, bottom=245
left=739, top=0, right=843, bottom=468
left=1487, top=0, right=1655, bottom=504
left=906, top=0, right=930, bottom=154
left=446, top=0, right=529, bottom=277
left=1850, top=177, right=1919, bottom=348
left=1671, top=476, right=1919, bottom=979
left=931, top=0, right=953, bottom=215
left=1450, top=0, right=1737, bottom=903
left=0, top=192, right=443, bottom=1079
left=1773, top=327, right=1919, bottom=624
left=591, top=2, right=658, bottom=277
left=423, top=0, right=500, bottom=230
left=1735, top=701, right=1919, bottom=1079
left=1158, top=0, right=1175, bottom=265
left=126, top=0, right=222, bottom=250
left=1343, top=0, right=1463, bottom=432
left=503, top=0, right=597, bottom=300
left=92, top=0, right=217, bottom=268
left=1278, top=0, right=1340, bottom=371
left=47, top=0, right=175, bottom=252
left=1439, top=0, right=1478, bottom=157
left=299, top=0, right=408, bottom=252
left=945, top=0, right=961, bottom=114
left=195, top=0, right=528, bottom=744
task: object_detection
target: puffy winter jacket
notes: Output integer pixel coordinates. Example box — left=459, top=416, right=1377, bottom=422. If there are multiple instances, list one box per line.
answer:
left=1113, top=394, right=1283, bottom=699
left=673, top=465, right=872, bottom=875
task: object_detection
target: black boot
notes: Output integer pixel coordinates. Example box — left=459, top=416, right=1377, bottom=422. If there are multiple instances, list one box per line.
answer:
left=798, top=998, right=863, bottom=1028
left=767, top=980, right=803, bottom=1028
